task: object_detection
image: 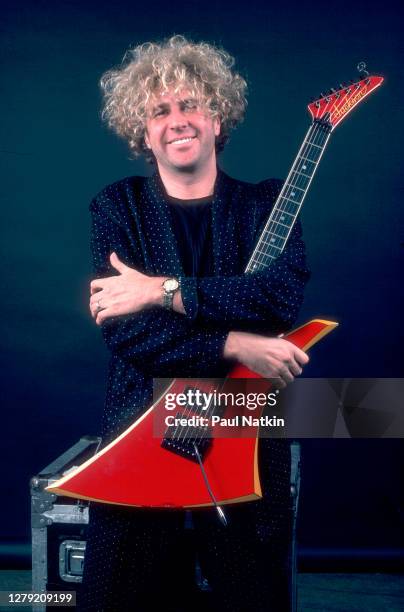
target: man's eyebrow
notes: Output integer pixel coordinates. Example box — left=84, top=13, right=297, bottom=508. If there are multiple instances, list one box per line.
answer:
left=151, top=102, right=169, bottom=111
left=149, top=98, right=198, bottom=114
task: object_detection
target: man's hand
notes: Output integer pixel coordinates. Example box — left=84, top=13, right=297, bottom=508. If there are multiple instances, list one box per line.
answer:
left=89, top=253, right=164, bottom=325
left=223, top=331, right=309, bottom=388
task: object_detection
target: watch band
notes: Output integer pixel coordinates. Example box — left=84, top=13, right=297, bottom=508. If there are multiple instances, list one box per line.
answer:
left=163, top=290, right=174, bottom=310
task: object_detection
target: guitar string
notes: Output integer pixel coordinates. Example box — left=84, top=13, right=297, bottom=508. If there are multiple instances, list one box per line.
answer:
left=329, top=79, right=366, bottom=126
left=171, top=379, right=220, bottom=440
left=256, top=130, right=331, bottom=266
left=188, top=378, right=229, bottom=443
left=259, top=76, right=364, bottom=244
left=273, top=78, right=365, bottom=232
left=248, top=123, right=329, bottom=269
left=248, top=121, right=329, bottom=270
left=168, top=378, right=203, bottom=442
left=249, top=126, right=326, bottom=262
left=254, top=123, right=329, bottom=266
left=251, top=81, right=370, bottom=270
left=169, top=378, right=218, bottom=442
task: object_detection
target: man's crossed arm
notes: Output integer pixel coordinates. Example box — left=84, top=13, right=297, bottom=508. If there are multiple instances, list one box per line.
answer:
left=89, top=252, right=308, bottom=387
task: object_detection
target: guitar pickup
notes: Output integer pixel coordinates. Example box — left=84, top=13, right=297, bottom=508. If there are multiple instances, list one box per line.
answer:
left=161, top=411, right=212, bottom=463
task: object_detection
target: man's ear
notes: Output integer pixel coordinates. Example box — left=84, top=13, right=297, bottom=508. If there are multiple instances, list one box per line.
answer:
left=144, top=130, right=151, bottom=149
left=214, top=118, right=221, bottom=137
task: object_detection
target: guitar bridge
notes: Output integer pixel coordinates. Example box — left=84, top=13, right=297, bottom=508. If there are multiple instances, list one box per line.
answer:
left=161, top=423, right=212, bottom=463
left=161, top=437, right=211, bottom=463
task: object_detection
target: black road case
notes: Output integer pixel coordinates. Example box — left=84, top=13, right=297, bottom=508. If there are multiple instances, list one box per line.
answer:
left=31, top=437, right=101, bottom=610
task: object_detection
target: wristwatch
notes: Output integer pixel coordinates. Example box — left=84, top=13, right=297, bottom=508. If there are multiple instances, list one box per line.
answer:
left=162, top=277, right=180, bottom=310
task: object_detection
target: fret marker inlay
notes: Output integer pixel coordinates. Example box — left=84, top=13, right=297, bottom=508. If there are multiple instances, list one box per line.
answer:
left=246, top=121, right=331, bottom=274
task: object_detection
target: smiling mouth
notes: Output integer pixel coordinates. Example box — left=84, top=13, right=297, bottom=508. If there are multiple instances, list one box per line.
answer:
left=168, top=136, right=196, bottom=145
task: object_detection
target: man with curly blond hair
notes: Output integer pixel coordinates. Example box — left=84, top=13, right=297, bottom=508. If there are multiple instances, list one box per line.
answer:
left=81, top=35, right=310, bottom=611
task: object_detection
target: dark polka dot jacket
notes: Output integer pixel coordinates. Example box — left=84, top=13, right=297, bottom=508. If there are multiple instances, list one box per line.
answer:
left=90, top=169, right=310, bottom=441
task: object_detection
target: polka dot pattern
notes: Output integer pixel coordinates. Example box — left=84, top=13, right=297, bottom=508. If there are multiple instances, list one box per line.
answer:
left=78, top=169, right=310, bottom=610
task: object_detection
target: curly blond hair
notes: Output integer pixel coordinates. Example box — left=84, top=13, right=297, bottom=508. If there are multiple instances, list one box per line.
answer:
left=100, top=35, right=247, bottom=158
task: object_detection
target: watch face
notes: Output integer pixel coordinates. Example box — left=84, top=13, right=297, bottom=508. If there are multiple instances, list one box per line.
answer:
left=164, top=278, right=179, bottom=292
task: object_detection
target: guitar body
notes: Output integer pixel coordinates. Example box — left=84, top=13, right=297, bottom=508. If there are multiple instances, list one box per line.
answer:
left=51, top=395, right=261, bottom=508
left=48, top=319, right=336, bottom=507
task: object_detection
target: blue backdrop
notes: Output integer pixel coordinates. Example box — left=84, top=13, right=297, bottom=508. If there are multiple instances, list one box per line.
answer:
left=1, top=0, right=403, bottom=567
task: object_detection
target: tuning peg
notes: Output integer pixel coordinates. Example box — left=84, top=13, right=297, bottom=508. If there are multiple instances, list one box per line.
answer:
left=357, top=61, right=369, bottom=77
left=319, top=92, right=326, bottom=98
left=329, top=88, right=337, bottom=94
left=339, top=83, right=346, bottom=89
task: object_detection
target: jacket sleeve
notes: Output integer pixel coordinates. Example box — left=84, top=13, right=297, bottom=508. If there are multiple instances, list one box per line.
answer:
left=90, top=198, right=229, bottom=376
left=179, top=220, right=310, bottom=333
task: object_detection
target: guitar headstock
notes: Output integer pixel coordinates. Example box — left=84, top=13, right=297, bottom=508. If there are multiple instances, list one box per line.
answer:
left=308, top=70, right=383, bottom=130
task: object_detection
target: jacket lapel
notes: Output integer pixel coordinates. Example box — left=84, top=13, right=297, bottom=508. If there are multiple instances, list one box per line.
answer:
left=211, top=170, right=239, bottom=276
left=141, top=173, right=184, bottom=276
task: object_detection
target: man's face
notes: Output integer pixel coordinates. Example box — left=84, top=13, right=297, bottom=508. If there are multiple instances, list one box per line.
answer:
left=144, top=90, right=220, bottom=174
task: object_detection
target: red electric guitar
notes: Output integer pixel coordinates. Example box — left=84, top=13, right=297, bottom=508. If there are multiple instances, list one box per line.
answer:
left=49, top=67, right=383, bottom=511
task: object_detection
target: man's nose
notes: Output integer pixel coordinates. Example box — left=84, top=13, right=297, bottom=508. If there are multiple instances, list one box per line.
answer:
left=169, top=107, right=189, bottom=129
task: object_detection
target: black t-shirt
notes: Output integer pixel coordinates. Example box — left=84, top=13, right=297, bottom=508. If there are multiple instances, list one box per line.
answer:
left=167, top=194, right=213, bottom=277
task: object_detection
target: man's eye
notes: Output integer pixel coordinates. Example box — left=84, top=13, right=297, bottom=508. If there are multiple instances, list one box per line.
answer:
left=153, top=109, right=166, bottom=117
left=183, top=101, right=198, bottom=111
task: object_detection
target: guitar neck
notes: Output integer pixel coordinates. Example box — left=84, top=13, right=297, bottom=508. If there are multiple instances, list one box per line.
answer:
left=246, top=120, right=331, bottom=273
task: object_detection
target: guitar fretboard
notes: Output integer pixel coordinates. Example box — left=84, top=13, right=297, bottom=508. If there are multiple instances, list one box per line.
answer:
left=247, top=120, right=331, bottom=272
